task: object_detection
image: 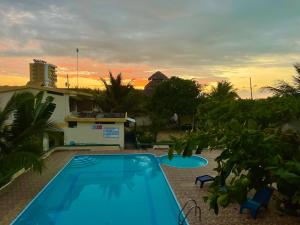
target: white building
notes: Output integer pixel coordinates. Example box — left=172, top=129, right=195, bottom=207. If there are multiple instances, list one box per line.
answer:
left=28, top=59, right=57, bottom=88
left=0, top=85, right=129, bottom=150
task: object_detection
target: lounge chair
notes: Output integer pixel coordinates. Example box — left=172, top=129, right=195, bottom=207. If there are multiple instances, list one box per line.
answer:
left=195, top=175, right=215, bottom=188
left=240, top=187, right=273, bottom=219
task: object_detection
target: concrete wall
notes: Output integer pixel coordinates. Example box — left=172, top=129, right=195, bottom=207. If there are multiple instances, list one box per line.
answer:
left=64, top=122, right=125, bottom=148
left=135, top=116, right=151, bottom=126
left=0, top=89, right=69, bottom=126
left=0, top=89, right=125, bottom=149
left=0, top=89, right=69, bottom=151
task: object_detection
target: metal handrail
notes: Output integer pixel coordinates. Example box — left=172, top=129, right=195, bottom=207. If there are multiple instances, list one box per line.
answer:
left=179, top=205, right=201, bottom=225
left=178, top=199, right=197, bottom=223
left=178, top=199, right=201, bottom=225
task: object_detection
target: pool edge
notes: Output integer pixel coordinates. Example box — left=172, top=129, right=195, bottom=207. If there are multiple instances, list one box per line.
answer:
left=10, top=153, right=190, bottom=225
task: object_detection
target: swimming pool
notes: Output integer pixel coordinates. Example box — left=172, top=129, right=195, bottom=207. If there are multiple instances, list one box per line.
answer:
left=160, top=154, right=208, bottom=168
left=11, top=154, right=188, bottom=225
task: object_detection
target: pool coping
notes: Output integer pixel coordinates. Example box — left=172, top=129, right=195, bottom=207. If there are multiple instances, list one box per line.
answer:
left=159, top=154, right=209, bottom=169
left=10, top=153, right=190, bottom=225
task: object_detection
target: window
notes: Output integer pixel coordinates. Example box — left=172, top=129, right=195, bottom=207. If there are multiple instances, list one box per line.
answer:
left=68, top=121, right=77, bottom=128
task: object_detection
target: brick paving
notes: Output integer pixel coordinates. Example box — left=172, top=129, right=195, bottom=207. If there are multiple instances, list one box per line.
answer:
left=0, top=148, right=299, bottom=225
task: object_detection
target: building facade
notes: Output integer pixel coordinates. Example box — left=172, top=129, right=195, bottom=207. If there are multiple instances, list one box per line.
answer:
left=29, top=59, right=57, bottom=87
left=0, top=86, right=129, bottom=150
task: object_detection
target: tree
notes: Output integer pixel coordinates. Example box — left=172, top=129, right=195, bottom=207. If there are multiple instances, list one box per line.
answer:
left=150, top=77, right=201, bottom=124
left=99, top=72, right=134, bottom=113
left=197, top=81, right=239, bottom=129
left=0, top=91, right=56, bottom=186
left=208, top=80, right=239, bottom=101
left=263, top=64, right=300, bottom=96
left=170, top=93, right=300, bottom=216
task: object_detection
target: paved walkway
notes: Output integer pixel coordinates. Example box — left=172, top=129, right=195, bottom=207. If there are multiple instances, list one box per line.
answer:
left=0, top=149, right=298, bottom=225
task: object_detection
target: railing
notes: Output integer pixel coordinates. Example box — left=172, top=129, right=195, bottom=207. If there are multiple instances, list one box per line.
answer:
left=178, top=199, right=201, bottom=225
left=71, top=111, right=126, bottom=118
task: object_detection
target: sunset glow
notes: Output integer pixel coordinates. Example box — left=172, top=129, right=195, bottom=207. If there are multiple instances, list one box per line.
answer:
left=1, top=1, right=299, bottom=98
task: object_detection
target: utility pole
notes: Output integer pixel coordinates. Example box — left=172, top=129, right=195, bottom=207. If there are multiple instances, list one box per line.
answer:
left=250, top=77, right=253, bottom=100
left=66, top=74, right=70, bottom=89
left=76, top=48, right=79, bottom=88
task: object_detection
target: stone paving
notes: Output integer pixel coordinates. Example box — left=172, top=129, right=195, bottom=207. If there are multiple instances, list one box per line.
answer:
left=0, top=148, right=299, bottom=225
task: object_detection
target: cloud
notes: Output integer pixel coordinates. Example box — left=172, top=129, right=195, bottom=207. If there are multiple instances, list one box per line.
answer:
left=0, top=0, right=300, bottom=98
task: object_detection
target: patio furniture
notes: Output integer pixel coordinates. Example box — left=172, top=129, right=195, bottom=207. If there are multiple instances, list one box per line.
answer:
left=195, top=175, right=215, bottom=188
left=240, top=187, right=274, bottom=219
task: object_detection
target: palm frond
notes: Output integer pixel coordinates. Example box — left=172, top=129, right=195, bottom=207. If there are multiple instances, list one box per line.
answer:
left=0, top=93, right=17, bottom=129
left=262, top=80, right=298, bottom=96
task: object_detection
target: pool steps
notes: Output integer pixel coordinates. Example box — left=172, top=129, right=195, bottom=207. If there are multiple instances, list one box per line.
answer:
left=178, top=199, right=201, bottom=225
left=68, top=156, right=98, bottom=168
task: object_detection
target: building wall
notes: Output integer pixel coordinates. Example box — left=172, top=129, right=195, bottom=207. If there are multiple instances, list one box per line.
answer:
left=0, top=88, right=126, bottom=149
left=64, top=122, right=125, bottom=148
left=30, top=63, right=45, bottom=83
left=0, top=89, right=69, bottom=151
left=30, top=62, right=57, bottom=87
left=0, top=89, right=69, bottom=125
left=135, top=115, right=151, bottom=126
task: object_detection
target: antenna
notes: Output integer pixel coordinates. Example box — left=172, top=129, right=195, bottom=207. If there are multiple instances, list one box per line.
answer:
left=76, top=48, right=79, bottom=88
left=250, top=77, right=253, bottom=99
left=67, top=74, right=70, bottom=89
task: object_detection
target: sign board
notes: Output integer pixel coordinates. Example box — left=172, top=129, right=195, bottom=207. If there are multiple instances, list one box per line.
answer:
left=92, top=124, right=102, bottom=129
left=103, top=128, right=119, bottom=138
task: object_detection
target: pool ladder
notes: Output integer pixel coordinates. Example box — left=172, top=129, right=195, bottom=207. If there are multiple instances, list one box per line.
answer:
left=178, top=199, right=201, bottom=225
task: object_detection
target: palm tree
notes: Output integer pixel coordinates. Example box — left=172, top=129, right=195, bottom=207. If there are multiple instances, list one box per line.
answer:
left=263, top=64, right=300, bottom=96
left=209, top=81, right=239, bottom=101
left=100, top=72, right=133, bottom=112
left=0, top=91, right=56, bottom=186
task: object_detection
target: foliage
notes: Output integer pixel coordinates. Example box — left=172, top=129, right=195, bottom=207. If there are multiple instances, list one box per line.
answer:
left=0, top=91, right=56, bottom=187
left=96, top=72, right=147, bottom=115
left=170, top=79, right=300, bottom=216
left=150, top=76, right=201, bottom=124
left=197, top=95, right=300, bottom=129
left=208, top=80, right=239, bottom=101
left=99, top=72, right=132, bottom=112
left=263, top=64, right=300, bottom=96
left=135, top=128, right=155, bottom=143
left=170, top=118, right=300, bottom=215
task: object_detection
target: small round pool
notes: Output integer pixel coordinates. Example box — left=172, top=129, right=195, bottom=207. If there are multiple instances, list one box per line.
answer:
left=159, top=154, right=208, bottom=168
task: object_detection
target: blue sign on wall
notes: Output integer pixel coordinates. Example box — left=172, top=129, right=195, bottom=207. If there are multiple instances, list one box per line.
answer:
left=103, top=128, right=119, bottom=138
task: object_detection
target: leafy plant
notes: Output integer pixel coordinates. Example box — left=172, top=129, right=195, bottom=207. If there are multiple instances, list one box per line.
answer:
left=169, top=79, right=300, bottom=216
left=150, top=76, right=202, bottom=126
left=0, top=91, right=56, bottom=187
left=263, top=64, right=300, bottom=96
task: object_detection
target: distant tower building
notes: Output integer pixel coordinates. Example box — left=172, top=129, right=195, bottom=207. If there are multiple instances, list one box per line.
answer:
left=27, top=59, right=57, bottom=87
left=144, top=71, right=168, bottom=96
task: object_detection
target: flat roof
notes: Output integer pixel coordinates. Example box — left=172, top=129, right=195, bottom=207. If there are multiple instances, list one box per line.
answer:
left=0, top=85, right=93, bottom=97
left=65, top=116, right=127, bottom=123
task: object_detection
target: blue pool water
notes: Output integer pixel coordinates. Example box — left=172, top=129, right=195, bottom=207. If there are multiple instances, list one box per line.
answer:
left=12, top=154, right=188, bottom=225
left=160, top=155, right=208, bottom=168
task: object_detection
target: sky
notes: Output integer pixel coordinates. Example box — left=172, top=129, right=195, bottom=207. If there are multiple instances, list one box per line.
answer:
left=0, top=0, right=300, bottom=98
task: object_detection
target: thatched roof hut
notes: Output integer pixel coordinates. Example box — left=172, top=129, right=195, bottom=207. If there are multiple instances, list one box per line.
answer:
left=144, top=71, right=168, bottom=96
left=148, top=71, right=168, bottom=81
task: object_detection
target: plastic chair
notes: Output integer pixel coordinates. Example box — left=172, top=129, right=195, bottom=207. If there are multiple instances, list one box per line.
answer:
left=240, top=187, right=273, bottom=219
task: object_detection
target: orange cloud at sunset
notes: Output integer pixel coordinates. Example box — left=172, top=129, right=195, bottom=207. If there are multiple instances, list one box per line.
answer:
left=0, top=54, right=298, bottom=99
left=0, top=56, right=152, bottom=89
left=1, top=0, right=300, bottom=99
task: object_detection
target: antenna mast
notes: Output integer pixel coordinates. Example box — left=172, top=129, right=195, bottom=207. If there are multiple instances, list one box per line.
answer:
left=76, top=48, right=79, bottom=88
left=250, top=77, right=253, bottom=99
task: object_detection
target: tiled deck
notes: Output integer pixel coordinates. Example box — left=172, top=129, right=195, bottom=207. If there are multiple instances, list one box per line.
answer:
left=0, top=149, right=298, bottom=225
